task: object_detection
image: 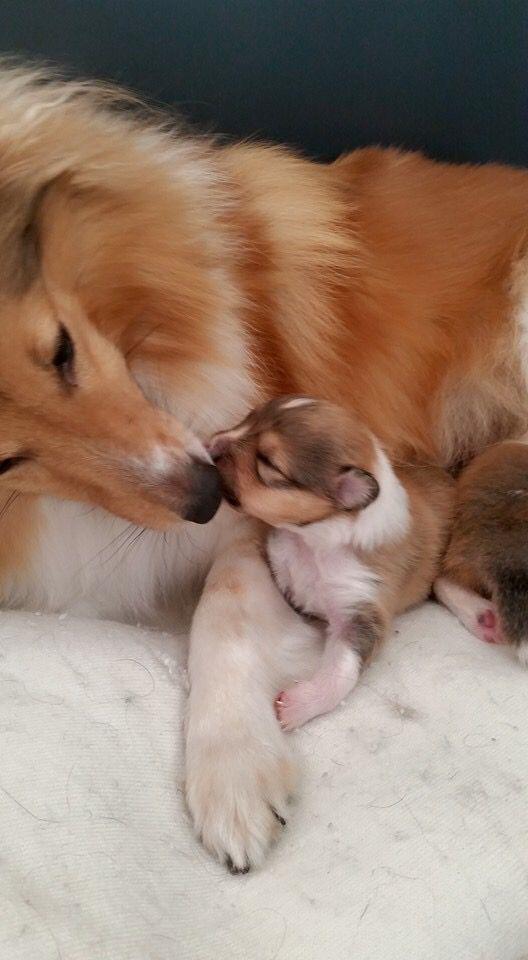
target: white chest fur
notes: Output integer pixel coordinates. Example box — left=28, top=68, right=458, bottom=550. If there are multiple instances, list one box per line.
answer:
left=266, top=450, right=410, bottom=627
left=2, top=497, right=241, bottom=623
left=266, top=523, right=380, bottom=626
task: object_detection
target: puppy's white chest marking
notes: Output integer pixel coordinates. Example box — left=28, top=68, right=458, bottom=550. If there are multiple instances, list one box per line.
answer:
left=266, top=447, right=408, bottom=626
left=267, top=526, right=380, bottom=626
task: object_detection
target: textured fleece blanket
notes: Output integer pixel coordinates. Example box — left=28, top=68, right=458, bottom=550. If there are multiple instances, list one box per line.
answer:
left=0, top=603, right=527, bottom=960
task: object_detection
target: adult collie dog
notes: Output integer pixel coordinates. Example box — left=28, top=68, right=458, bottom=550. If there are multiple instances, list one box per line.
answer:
left=1, top=64, right=528, bottom=871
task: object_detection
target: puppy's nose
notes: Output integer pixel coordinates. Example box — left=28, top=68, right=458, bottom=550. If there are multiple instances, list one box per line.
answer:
left=183, top=460, right=222, bottom=524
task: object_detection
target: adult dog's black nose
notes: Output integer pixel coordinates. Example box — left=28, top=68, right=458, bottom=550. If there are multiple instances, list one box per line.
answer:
left=183, top=460, right=222, bottom=524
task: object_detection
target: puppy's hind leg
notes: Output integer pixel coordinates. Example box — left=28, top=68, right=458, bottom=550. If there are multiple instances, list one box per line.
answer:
left=276, top=607, right=384, bottom=730
left=491, top=566, right=528, bottom=666
left=434, top=577, right=505, bottom=645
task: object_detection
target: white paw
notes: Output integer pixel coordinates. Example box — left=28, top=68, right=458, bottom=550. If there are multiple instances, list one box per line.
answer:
left=185, top=727, right=296, bottom=872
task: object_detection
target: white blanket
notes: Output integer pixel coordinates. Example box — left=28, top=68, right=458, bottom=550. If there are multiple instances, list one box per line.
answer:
left=1, top=603, right=527, bottom=960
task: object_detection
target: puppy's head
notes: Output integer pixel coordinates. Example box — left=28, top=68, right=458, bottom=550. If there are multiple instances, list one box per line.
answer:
left=209, top=397, right=380, bottom=527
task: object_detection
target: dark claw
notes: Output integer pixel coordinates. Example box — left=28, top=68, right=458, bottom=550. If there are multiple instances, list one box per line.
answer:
left=226, top=855, right=250, bottom=875
left=272, top=808, right=287, bottom=827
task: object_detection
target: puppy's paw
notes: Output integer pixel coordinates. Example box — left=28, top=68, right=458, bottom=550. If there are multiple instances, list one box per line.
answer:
left=186, top=731, right=295, bottom=872
left=276, top=684, right=319, bottom=730
left=475, top=606, right=507, bottom=645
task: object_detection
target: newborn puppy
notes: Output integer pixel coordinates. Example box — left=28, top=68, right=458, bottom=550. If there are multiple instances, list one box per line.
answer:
left=436, top=439, right=528, bottom=665
left=211, top=397, right=454, bottom=729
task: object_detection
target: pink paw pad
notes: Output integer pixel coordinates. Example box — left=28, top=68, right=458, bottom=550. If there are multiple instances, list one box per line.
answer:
left=275, top=689, right=312, bottom=731
left=476, top=608, right=506, bottom=644
left=477, top=609, right=495, bottom=630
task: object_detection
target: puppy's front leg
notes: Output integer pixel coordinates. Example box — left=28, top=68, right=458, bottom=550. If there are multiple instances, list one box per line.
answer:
left=185, top=524, right=316, bottom=872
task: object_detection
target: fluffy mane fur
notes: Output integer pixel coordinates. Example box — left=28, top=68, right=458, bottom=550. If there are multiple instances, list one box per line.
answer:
left=1, top=63, right=527, bottom=468
left=1, top=63, right=528, bottom=870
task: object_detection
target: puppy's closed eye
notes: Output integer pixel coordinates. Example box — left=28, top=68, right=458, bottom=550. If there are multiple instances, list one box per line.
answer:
left=256, top=452, right=290, bottom=487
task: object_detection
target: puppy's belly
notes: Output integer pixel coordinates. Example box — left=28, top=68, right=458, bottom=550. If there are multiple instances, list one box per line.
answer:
left=267, top=531, right=380, bottom=622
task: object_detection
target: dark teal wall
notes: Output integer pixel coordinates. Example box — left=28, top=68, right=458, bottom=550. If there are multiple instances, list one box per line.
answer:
left=1, top=1, right=527, bottom=164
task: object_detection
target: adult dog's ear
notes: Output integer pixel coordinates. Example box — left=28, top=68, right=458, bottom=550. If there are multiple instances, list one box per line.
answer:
left=0, top=180, right=55, bottom=293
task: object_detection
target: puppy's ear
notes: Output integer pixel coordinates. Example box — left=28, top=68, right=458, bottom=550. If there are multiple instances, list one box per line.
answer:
left=334, top=467, right=379, bottom=510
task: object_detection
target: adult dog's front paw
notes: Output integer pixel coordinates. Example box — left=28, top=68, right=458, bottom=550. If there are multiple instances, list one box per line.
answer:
left=186, top=732, right=296, bottom=872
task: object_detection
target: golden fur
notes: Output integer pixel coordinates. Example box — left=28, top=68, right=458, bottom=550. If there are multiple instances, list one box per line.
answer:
left=1, top=64, right=528, bottom=866
left=0, top=67, right=527, bottom=557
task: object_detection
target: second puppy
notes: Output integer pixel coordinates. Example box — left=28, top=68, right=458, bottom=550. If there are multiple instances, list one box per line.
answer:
left=211, top=398, right=454, bottom=729
left=436, top=439, right=528, bottom=665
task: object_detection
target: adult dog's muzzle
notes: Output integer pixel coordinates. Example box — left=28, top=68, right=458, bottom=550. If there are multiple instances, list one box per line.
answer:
left=182, top=459, right=222, bottom=524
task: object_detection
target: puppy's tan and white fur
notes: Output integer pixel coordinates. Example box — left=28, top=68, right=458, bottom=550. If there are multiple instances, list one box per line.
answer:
left=212, top=398, right=454, bottom=728
left=436, top=439, right=528, bottom=665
